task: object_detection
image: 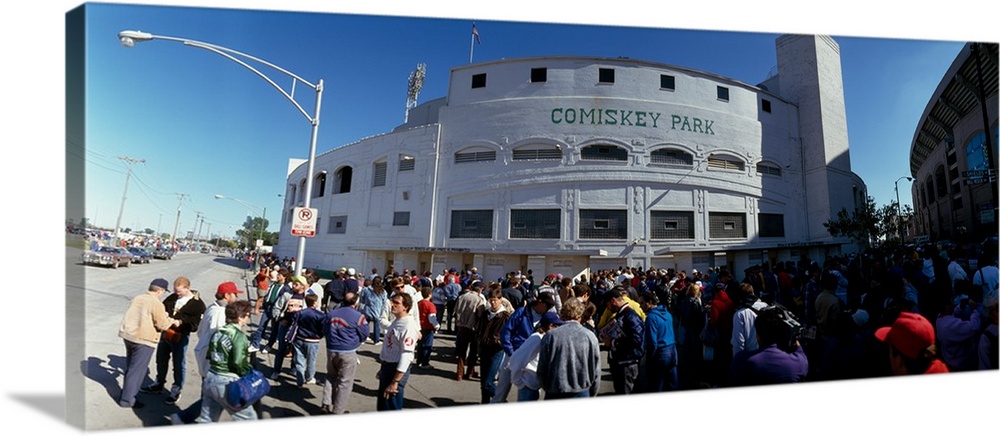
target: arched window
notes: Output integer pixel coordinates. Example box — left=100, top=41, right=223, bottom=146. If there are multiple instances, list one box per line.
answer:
left=513, top=144, right=562, bottom=161
left=372, top=160, right=387, bottom=187
left=298, top=179, right=306, bottom=202
left=455, top=147, right=497, bottom=164
left=334, top=167, right=353, bottom=193
left=755, top=161, right=782, bottom=177
left=935, top=165, right=947, bottom=198
left=313, top=172, right=327, bottom=198
left=707, top=154, right=745, bottom=171
left=925, top=177, right=935, bottom=204
left=580, top=144, right=628, bottom=162
left=399, top=155, right=415, bottom=171
left=650, top=148, right=693, bottom=166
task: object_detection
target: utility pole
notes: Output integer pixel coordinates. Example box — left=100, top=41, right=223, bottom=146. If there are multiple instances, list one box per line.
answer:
left=192, top=211, right=203, bottom=245
left=112, top=156, right=145, bottom=246
left=171, top=193, right=188, bottom=245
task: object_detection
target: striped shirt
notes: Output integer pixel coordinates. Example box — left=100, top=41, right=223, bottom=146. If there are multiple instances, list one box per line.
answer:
left=379, top=315, right=420, bottom=373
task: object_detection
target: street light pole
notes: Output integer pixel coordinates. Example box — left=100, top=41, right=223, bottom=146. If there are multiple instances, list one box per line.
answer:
left=895, top=176, right=914, bottom=242
left=120, top=30, right=323, bottom=276
left=215, top=194, right=266, bottom=250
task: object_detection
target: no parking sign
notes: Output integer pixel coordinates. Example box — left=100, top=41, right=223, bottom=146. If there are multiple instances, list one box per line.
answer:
left=291, top=207, right=318, bottom=237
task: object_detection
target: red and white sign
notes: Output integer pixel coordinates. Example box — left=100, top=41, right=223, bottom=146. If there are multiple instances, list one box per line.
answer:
left=291, top=207, right=318, bottom=237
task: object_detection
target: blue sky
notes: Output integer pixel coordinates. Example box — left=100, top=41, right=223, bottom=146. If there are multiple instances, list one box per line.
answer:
left=77, top=3, right=971, bottom=240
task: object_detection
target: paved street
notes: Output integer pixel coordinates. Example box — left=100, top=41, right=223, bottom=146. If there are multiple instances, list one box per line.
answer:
left=69, top=244, right=614, bottom=430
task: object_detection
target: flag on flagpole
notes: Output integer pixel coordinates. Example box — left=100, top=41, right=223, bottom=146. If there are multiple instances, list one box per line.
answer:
left=472, top=22, right=482, bottom=45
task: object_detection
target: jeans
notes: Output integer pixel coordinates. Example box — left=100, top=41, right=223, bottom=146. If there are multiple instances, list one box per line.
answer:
left=455, top=327, right=479, bottom=370
left=369, top=319, right=382, bottom=343
left=490, top=352, right=512, bottom=403
left=644, top=344, right=679, bottom=392
left=155, top=334, right=189, bottom=392
left=292, top=339, right=320, bottom=386
left=376, top=361, right=411, bottom=411
left=119, top=339, right=155, bottom=407
left=445, top=300, right=456, bottom=331
left=322, top=350, right=359, bottom=414
left=516, top=386, right=540, bottom=401
left=251, top=309, right=274, bottom=348
left=479, top=350, right=504, bottom=404
left=416, top=329, right=435, bottom=365
left=271, top=323, right=291, bottom=376
left=195, top=371, right=258, bottom=422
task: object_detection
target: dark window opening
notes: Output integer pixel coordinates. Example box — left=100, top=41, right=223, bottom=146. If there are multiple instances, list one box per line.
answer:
left=531, top=68, right=547, bottom=83
left=599, top=68, right=615, bottom=83
left=762, top=99, right=771, bottom=113
left=472, top=73, right=487, bottom=89
left=717, top=86, right=730, bottom=101
left=660, top=74, right=675, bottom=90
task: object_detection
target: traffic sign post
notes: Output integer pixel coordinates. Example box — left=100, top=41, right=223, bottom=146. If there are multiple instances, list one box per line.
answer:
left=291, top=207, right=318, bottom=237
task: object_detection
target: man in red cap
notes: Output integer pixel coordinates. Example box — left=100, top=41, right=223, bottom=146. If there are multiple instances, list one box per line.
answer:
left=170, top=281, right=244, bottom=424
left=875, top=312, right=949, bottom=375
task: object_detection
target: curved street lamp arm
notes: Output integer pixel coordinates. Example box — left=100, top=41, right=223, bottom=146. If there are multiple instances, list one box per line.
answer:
left=124, top=32, right=320, bottom=125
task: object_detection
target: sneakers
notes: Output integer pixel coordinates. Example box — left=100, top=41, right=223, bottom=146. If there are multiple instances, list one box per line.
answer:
left=373, top=341, right=383, bottom=346
left=418, top=363, right=432, bottom=369
left=248, top=345, right=260, bottom=353
left=165, top=386, right=182, bottom=404
left=168, top=413, right=184, bottom=425
left=304, top=377, right=316, bottom=385
left=259, top=347, right=270, bottom=355
left=139, top=383, right=164, bottom=394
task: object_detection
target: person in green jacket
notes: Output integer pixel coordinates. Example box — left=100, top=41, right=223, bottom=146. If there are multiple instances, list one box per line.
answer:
left=195, top=300, right=258, bottom=422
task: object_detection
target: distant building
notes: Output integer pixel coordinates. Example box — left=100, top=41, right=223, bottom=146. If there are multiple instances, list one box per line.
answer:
left=908, top=43, right=999, bottom=243
left=275, top=34, right=867, bottom=280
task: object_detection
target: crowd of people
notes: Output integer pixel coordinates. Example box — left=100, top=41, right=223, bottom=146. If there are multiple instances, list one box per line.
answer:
left=115, top=243, right=998, bottom=424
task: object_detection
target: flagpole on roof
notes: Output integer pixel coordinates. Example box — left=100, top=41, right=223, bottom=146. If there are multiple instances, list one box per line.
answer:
left=470, top=21, right=481, bottom=63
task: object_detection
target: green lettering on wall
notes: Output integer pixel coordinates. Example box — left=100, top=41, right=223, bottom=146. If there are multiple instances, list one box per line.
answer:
left=548, top=107, right=712, bottom=135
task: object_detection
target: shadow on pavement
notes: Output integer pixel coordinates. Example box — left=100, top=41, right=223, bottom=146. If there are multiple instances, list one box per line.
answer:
left=81, top=355, right=185, bottom=427
left=212, top=257, right=252, bottom=269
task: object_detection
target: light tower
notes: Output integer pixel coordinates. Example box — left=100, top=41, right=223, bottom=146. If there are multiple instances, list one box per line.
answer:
left=404, top=63, right=426, bottom=123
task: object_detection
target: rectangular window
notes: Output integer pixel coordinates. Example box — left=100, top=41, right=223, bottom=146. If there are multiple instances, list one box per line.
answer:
left=579, top=209, right=627, bottom=240
left=399, top=157, right=415, bottom=172
left=455, top=151, right=497, bottom=163
left=372, top=162, right=387, bottom=187
left=471, top=73, right=487, bottom=89
left=650, top=149, right=693, bottom=166
left=531, top=68, right=547, bottom=83
left=450, top=210, right=493, bottom=239
left=758, top=213, right=785, bottom=238
left=650, top=211, right=695, bottom=240
left=510, top=209, right=561, bottom=239
left=660, top=74, right=675, bottom=90
left=717, top=86, right=730, bottom=102
left=392, top=211, right=410, bottom=226
left=709, top=212, right=746, bottom=239
left=327, top=215, right=347, bottom=234
left=599, top=68, right=615, bottom=83
left=762, top=99, right=771, bottom=113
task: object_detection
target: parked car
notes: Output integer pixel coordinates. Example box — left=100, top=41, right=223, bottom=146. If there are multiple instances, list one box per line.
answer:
left=127, top=247, right=153, bottom=264
left=153, top=248, right=175, bottom=260
left=82, top=246, right=132, bottom=268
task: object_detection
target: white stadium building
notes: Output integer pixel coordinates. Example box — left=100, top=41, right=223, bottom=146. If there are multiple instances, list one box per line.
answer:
left=274, top=34, right=867, bottom=280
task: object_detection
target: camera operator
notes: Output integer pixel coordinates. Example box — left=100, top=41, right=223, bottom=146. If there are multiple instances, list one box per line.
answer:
left=730, top=305, right=808, bottom=386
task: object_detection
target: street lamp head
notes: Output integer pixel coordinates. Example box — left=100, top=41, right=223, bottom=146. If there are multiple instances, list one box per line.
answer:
left=118, top=30, right=153, bottom=48
left=214, top=194, right=225, bottom=199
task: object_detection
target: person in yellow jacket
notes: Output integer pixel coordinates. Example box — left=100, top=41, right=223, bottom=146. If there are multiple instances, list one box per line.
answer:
left=118, top=278, right=173, bottom=409
left=596, top=290, right=646, bottom=330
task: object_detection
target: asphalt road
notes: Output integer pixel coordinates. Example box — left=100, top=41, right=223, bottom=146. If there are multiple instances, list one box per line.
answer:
left=68, top=245, right=615, bottom=430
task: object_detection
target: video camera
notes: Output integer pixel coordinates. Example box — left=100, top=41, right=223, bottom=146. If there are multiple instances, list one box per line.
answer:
left=755, top=303, right=804, bottom=352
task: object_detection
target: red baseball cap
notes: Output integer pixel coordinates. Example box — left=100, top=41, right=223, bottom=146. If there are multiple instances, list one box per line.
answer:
left=217, top=281, right=244, bottom=294
left=874, top=312, right=935, bottom=359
